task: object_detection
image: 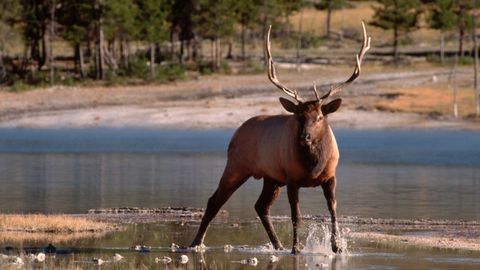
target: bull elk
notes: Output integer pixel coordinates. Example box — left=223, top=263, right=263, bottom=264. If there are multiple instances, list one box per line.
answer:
left=190, top=22, right=371, bottom=254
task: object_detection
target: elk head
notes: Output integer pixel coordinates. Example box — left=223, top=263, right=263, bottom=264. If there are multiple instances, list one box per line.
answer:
left=265, top=22, right=371, bottom=147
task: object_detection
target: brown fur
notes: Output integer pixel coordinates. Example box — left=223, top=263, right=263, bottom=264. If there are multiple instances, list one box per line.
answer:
left=190, top=98, right=343, bottom=254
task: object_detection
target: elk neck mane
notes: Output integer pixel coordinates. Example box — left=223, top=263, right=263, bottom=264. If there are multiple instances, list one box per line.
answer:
left=296, top=117, right=333, bottom=178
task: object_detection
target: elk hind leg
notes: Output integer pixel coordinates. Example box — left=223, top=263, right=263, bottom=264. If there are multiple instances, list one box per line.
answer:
left=255, top=178, right=284, bottom=250
left=190, top=166, right=249, bottom=247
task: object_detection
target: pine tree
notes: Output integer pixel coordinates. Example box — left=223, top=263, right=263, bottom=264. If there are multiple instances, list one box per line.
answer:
left=371, top=0, right=422, bottom=63
left=427, top=0, right=457, bottom=63
left=136, top=0, right=170, bottom=78
left=169, top=0, right=196, bottom=64
left=196, top=0, right=237, bottom=70
left=0, top=0, right=21, bottom=81
left=57, top=0, right=95, bottom=78
left=20, top=0, right=51, bottom=71
left=454, top=1, right=473, bottom=57
left=235, top=0, right=257, bottom=60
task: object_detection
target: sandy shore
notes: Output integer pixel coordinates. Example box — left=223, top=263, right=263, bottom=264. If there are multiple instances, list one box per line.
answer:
left=0, top=66, right=478, bottom=130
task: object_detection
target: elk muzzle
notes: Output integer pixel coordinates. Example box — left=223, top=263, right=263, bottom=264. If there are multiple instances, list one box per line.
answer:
left=300, top=133, right=311, bottom=145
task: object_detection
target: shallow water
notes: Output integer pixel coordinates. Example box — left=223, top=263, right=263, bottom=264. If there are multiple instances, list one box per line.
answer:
left=0, top=128, right=479, bottom=269
left=1, top=222, right=480, bottom=270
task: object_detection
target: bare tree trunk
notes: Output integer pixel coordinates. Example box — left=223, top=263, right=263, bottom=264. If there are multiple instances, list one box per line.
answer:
left=440, top=31, right=445, bottom=64
left=226, top=37, right=233, bottom=59
left=296, top=10, right=304, bottom=72
left=459, top=4, right=466, bottom=58
left=120, top=39, right=130, bottom=68
left=49, top=0, right=55, bottom=85
left=459, top=28, right=465, bottom=57
left=76, top=44, right=85, bottom=78
left=193, top=37, right=201, bottom=61
left=0, top=49, right=6, bottom=81
left=473, top=0, right=480, bottom=118
left=40, top=23, right=47, bottom=70
left=448, top=53, right=459, bottom=118
left=150, top=43, right=155, bottom=78
left=393, top=26, right=399, bottom=63
left=210, top=39, right=215, bottom=70
left=215, top=37, right=221, bottom=70
left=285, top=14, right=291, bottom=48
left=95, top=0, right=105, bottom=80
left=241, top=23, right=246, bottom=60
left=170, top=28, right=177, bottom=61
left=326, top=6, right=332, bottom=38
left=180, top=39, right=186, bottom=66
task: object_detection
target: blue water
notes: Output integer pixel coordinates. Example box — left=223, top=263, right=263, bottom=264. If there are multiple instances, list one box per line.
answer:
left=0, top=128, right=478, bottom=166
left=0, top=128, right=478, bottom=220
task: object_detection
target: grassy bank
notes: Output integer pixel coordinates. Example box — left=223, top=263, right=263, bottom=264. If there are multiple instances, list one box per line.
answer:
left=0, top=214, right=115, bottom=233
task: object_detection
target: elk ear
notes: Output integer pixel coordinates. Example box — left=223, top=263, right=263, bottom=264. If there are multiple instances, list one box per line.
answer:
left=321, top=98, right=342, bottom=115
left=279, top=97, right=298, bottom=113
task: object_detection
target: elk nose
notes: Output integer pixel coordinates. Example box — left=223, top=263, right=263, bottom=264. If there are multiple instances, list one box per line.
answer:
left=302, top=133, right=311, bottom=142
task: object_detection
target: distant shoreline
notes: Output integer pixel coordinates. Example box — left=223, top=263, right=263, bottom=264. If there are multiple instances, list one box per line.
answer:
left=0, top=66, right=478, bottom=130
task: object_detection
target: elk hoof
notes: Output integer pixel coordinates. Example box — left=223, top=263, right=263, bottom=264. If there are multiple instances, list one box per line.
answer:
left=291, top=246, right=301, bottom=254
left=331, top=236, right=343, bottom=254
left=331, top=244, right=343, bottom=254
left=274, top=243, right=285, bottom=250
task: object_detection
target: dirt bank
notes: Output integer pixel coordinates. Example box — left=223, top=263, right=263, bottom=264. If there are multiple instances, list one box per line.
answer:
left=0, top=66, right=478, bottom=130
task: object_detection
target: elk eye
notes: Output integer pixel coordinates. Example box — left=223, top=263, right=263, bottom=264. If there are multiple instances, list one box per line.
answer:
left=316, top=115, right=323, bottom=122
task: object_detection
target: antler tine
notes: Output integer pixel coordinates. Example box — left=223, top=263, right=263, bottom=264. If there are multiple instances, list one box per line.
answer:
left=266, top=25, right=301, bottom=102
left=322, top=21, right=371, bottom=100
left=312, top=81, right=321, bottom=101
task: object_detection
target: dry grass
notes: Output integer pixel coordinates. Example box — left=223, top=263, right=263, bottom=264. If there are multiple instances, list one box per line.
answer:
left=375, top=86, right=477, bottom=118
left=0, top=231, right=109, bottom=245
left=290, top=3, right=443, bottom=48
left=0, top=214, right=114, bottom=233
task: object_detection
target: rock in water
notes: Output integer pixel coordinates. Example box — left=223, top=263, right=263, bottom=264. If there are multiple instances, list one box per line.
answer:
left=155, top=256, right=172, bottom=264
left=92, top=258, right=104, bottom=265
left=170, top=243, right=180, bottom=252
left=269, top=255, right=278, bottom=263
left=223, top=244, right=234, bottom=253
left=133, top=245, right=151, bottom=253
left=240, top=257, right=258, bottom=266
left=11, top=257, right=23, bottom=265
left=179, top=255, right=189, bottom=264
left=113, top=253, right=123, bottom=262
left=36, top=252, right=46, bottom=262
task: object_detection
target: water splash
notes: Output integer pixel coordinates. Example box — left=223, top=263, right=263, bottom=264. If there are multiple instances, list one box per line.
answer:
left=303, top=223, right=349, bottom=255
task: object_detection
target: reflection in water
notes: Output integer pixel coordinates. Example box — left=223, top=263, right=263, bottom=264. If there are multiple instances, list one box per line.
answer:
left=0, top=128, right=478, bottom=221
left=0, top=152, right=478, bottom=220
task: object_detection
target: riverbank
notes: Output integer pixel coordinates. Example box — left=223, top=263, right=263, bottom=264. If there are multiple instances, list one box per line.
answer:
left=0, top=65, right=478, bottom=130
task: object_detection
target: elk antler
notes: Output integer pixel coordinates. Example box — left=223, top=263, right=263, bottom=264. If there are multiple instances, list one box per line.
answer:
left=266, top=25, right=301, bottom=102
left=317, top=21, right=371, bottom=102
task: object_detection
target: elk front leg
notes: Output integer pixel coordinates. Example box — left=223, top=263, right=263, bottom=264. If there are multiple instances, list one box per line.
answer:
left=322, top=177, right=341, bottom=253
left=255, top=178, right=284, bottom=250
left=287, top=183, right=301, bottom=254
